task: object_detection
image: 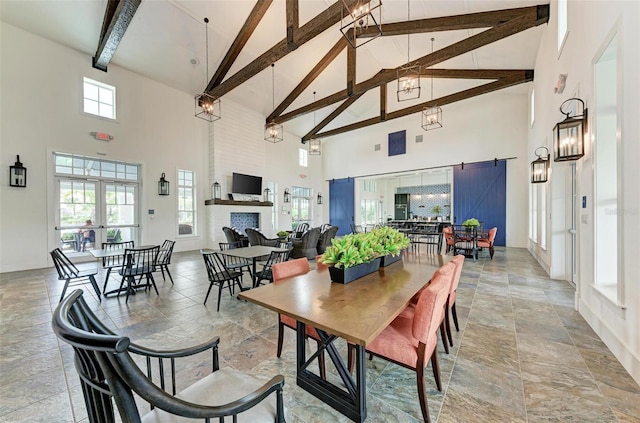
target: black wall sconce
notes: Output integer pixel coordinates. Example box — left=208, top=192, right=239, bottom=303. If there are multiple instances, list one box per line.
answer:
left=158, top=173, right=170, bottom=196
left=283, top=188, right=291, bottom=203
left=317, top=193, right=323, bottom=205
left=531, top=147, right=549, bottom=183
left=554, top=98, right=587, bottom=162
left=9, top=155, right=27, bottom=188
left=212, top=181, right=221, bottom=200
left=263, top=187, right=271, bottom=202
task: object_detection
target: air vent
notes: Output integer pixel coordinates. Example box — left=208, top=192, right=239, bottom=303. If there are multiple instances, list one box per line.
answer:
left=374, top=144, right=381, bottom=151
left=416, top=135, right=423, bottom=143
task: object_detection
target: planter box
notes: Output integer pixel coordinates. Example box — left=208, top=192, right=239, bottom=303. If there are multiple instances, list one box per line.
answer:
left=328, top=258, right=382, bottom=284
left=379, top=252, right=404, bottom=267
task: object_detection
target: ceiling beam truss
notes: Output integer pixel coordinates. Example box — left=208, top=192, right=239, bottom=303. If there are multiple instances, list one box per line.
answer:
left=93, top=0, right=141, bottom=72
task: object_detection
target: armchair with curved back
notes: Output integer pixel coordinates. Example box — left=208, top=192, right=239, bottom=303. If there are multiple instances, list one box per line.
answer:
left=477, top=227, right=498, bottom=259
left=289, top=222, right=309, bottom=239
left=222, top=226, right=249, bottom=247
left=52, top=289, right=285, bottom=423
left=245, top=228, right=280, bottom=247
left=289, top=227, right=321, bottom=260
left=316, top=225, right=338, bottom=254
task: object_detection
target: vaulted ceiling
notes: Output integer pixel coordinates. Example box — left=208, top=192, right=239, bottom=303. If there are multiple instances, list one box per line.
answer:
left=0, top=0, right=549, bottom=140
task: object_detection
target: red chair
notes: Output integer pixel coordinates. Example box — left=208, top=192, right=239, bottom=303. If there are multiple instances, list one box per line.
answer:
left=315, top=254, right=328, bottom=270
left=444, top=255, right=465, bottom=347
left=477, top=227, right=498, bottom=259
left=442, top=226, right=454, bottom=254
left=358, top=261, right=455, bottom=423
left=272, top=258, right=326, bottom=379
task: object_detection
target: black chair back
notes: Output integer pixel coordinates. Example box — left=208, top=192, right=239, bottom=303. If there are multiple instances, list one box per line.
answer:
left=254, top=250, right=290, bottom=288
left=101, top=241, right=134, bottom=269
left=51, top=247, right=80, bottom=279
left=121, top=246, right=159, bottom=277
left=157, top=240, right=175, bottom=266
left=201, top=250, right=244, bottom=310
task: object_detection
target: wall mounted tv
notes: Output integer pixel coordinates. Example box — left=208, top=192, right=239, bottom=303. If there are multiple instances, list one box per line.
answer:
left=232, top=172, right=262, bottom=195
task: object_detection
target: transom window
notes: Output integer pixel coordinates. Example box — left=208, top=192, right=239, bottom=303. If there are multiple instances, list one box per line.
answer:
left=83, top=77, right=116, bottom=119
left=363, top=180, right=377, bottom=193
left=299, top=149, right=308, bottom=167
left=55, top=153, right=139, bottom=180
left=177, top=169, right=196, bottom=236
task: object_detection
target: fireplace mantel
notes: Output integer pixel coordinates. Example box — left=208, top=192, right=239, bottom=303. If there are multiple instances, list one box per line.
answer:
left=204, top=199, right=273, bottom=207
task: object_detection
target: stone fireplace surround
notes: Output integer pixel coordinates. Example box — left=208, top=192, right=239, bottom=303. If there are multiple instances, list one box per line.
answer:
left=206, top=203, right=274, bottom=248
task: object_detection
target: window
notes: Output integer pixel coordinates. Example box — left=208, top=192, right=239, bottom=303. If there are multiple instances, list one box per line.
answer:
left=363, top=180, right=377, bottom=193
left=291, top=186, right=311, bottom=230
left=298, top=148, right=308, bottom=167
left=360, top=199, right=379, bottom=225
left=83, top=77, right=116, bottom=119
left=267, top=181, right=278, bottom=230
left=177, top=169, right=196, bottom=236
left=557, top=0, right=567, bottom=53
left=55, top=153, right=138, bottom=180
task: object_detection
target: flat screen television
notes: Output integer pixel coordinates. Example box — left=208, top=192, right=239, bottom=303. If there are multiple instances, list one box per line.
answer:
left=232, top=172, right=262, bottom=195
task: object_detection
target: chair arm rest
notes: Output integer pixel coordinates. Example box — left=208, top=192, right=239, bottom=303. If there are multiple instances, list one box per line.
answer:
left=128, top=336, right=220, bottom=358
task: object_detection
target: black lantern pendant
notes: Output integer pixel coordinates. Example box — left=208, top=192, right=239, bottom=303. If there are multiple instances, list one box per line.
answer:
left=531, top=147, right=549, bottom=183
left=554, top=98, right=587, bottom=162
left=158, top=173, right=170, bottom=196
left=283, top=188, right=291, bottom=203
left=9, top=155, right=27, bottom=188
left=317, top=193, right=323, bottom=205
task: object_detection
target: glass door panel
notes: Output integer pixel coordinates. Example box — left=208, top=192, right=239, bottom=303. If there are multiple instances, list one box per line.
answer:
left=103, top=183, right=138, bottom=245
left=56, top=179, right=99, bottom=256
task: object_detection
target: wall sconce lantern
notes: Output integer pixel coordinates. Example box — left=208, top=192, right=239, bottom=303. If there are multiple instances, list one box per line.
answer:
left=263, top=187, right=271, bottom=202
left=531, top=147, right=549, bottom=183
left=554, top=98, right=587, bottom=162
left=317, top=193, right=323, bottom=205
left=283, top=188, right=291, bottom=203
left=212, top=181, right=221, bottom=200
left=158, top=173, right=170, bottom=196
left=9, top=155, right=27, bottom=188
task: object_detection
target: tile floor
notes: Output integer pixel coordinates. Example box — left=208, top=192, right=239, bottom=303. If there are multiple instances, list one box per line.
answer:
left=1, top=248, right=639, bottom=422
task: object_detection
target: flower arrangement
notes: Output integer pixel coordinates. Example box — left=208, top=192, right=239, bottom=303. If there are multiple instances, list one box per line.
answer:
left=319, top=227, right=410, bottom=269
left=462, top=218, right=480, bottom=227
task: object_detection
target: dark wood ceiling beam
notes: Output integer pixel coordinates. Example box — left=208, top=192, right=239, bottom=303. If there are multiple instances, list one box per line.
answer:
left=380, top=84, right=387, bottom=121
left=286, top=0, right=299, bottom=48
left=302, top=93, right=364, bottom=141
left=207, top=0, right=273, bottom=90
left=92, top=0, right=141, bottom=71
left=274, top=8, right=546, bottom=123
left=266, top=37, right=347, bottom=122
left=347, top=39, right=356, bottom=96
left=208, top=0, right=361, bottom=98
left=312, top=72, right=533, bottom=139
left=357, top=5, right=549, bottom=37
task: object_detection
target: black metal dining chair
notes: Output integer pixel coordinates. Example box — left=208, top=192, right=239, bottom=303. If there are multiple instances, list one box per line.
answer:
left=253, top=250, right=290, bottom=288
left=50, top=248, right=101, bottom=303
left=219, top=241, right=252, bottom=283
left=117, top=245, right=160, bottom=302
left=155, top=239, right=175, bottom=284
left=101, top=241, right=134, bottom=293
left=201, top=250, right=244, bottom=311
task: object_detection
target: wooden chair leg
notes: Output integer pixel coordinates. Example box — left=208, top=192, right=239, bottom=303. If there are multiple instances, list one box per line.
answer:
left=444, top=306, right=453, bottom=347
left=430, top=349, right=442, bottom=391
left=489, top=245, right=494, bottom=259
left=452, top=303, right=459, bottom=331
left=417, top=357, right=431, bottom=423
left=439, top=322, right=449, bottom=354
left=276, top=319, right=285, bottom=358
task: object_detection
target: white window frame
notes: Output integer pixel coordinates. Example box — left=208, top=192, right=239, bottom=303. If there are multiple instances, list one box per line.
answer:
left=291, top=186, right=311, bottom=230
left=530, top=89, right=535, bottom=127
left=298, top=148, right=308, bottom=167
left=83, top=77, right=116, bottom=120
left=557, top=0, right=568, bottom=54
left=177, top=169, right=196, bottom=237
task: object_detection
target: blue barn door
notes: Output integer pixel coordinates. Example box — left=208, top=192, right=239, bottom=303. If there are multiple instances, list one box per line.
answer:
left=329, top=178, right=354, bottom=236
left=453, top=160, right=506, bottom=246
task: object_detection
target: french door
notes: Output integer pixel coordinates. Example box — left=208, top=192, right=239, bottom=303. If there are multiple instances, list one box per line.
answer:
left=55, top=177, right=139, bottom=259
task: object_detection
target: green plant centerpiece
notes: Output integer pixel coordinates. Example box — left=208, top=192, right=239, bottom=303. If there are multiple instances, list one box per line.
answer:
left=276, top=230, right=289, bottom=239
left=369, top=226, right=411, bottom=266
left=431, top=205, right=443, bottom=217
left=462, top=218, right=480, bottom=227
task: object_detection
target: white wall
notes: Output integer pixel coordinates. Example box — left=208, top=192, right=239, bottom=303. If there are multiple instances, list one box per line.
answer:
left=0, top=22, right=210, bottom=272
left=322, top=90, right=530, bottom=248
left=528, top=0, right=639, bottom=383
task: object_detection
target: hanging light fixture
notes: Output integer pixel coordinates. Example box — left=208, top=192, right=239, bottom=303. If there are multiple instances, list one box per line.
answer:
left=531, top=147, right=550, bottom=183
left=396, top=0, right=420, bottom=102
left=308, top=91, right=321, bottom=155
left=340, top=0, right=383, bottom=49
left=421, top=38, right=443, bottom=131
left=195, top=17, right=221, bottom=122
left=265, top=63, right=284, bottom=143
left=554, top=98, right=587, bottom=161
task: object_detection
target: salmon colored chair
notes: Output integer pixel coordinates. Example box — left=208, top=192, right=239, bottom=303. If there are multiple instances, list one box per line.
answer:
left=315, top=254, right=328, bottom=270
left=477, top=227, right=498, bottom=259
left=444, top=255, right=465, bottom=347
left=442, top=226, right=455, bottom=254
left=272, top=258, right=326, bottom=379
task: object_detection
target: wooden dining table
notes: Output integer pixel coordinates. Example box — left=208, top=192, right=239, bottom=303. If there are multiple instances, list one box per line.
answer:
left=238, top=252, right=451, bottom=422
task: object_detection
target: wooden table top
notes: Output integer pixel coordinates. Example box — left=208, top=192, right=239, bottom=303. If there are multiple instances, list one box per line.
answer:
left=238, top=253, right=451, bottom=346
left=204, top=245, right=288, bottom=260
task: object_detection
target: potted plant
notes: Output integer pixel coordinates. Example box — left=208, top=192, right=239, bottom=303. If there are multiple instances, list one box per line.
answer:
left=431, top=205, right=443, bottom=217
left=370, top=226, right=411, bottom=267
left=462, top=218, right=480, bottom=227
left=318, top=232, right=384, bottom=284
left=276, top=230, right=289, bottom=240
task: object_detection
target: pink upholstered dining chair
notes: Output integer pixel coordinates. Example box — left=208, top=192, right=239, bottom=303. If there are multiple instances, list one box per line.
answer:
left=272, top=258, right=326, bottom=379
left=444, top=255, right=465, bottom=347
left=356, top=261, right=455, bottom=423
left=477, top=227, right=498, bottom=259
left=442, top=226, right=455, bottom=254
left=315, top=254, right=328, bottom=270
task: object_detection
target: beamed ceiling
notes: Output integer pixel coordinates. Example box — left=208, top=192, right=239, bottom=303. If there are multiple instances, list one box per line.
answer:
left=0, top=0, right=550, bottom=142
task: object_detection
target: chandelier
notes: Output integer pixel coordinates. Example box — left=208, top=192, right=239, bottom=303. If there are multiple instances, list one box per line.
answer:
left=421, top=38, right=442, bottom=131
left=308, top=91, right=321, bottom=155
left=195, top=17, right=221, bottom=122
left=265, top=63, right=284, bottom=143
left=340, top=0, right=383, bottom=49
left=396, top=0, right=420, bottom=102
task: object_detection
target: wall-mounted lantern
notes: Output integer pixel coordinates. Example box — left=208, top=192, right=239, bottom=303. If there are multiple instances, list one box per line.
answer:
left=158, top=173, right=170, bottom=196
left=317, top=193, right=323, bottom=205
left=283, top=188, right=291, bottom=203
left=9, top=155, right=27, bottom=188
left=554, top=98, right=587, bottom=162
left=531, top=147, right=549, bottom=183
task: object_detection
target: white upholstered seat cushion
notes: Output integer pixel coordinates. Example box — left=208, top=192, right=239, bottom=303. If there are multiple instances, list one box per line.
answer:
left=141, top=367, right=279, bottom=423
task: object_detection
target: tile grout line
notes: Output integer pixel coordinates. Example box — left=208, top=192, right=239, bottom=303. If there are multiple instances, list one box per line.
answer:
left=509, top=270, right=530, bottom=423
